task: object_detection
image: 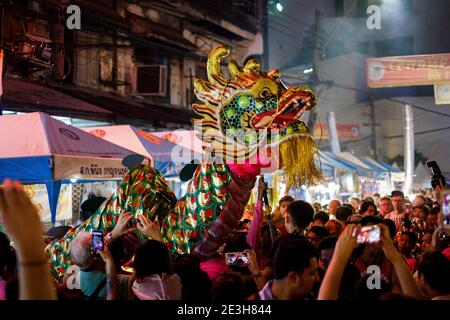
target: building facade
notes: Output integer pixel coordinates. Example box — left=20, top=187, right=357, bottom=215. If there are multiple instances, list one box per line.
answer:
left=1, top=0, right=262, bottom=130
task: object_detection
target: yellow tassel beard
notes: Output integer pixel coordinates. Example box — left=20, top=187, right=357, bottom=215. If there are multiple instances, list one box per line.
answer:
left=280, top=135, right=322, bottom=192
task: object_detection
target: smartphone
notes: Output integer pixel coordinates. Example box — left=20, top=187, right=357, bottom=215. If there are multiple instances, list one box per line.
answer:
left=91, top=230, right=104, bottom=254
left=225, top=252, right=250, bottom=266
left=404, top=203, right=411, bottom=215
left=356, top=225, right=380, bottom=244
left=128, top=217, right=139, bottom=228
left=443, top=190, right=450, bottom=225
left=427, top=161, right=447, bottom=188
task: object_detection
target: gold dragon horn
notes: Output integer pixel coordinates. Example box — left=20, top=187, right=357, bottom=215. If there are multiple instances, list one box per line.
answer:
left=207, top=46, right=230, bottom=85
left=243, top=59, right=261, bottom=75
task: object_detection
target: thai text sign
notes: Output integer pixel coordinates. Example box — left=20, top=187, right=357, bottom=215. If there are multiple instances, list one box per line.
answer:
left=366, top=53, right=450, bottom=88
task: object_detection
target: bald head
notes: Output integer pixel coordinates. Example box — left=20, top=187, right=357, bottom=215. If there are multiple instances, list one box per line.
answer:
left=71, top=231, right=94, bottom=271
left=328, top=200, right=341, bottom=216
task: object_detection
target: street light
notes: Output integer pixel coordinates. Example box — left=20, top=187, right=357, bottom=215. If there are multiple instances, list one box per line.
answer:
left=276, top=2, right=283, bottom=12
left=303, top=68, right=314, bottom=74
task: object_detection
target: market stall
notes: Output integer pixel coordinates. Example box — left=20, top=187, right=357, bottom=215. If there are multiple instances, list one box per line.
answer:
left=0, top=112, right=136, bottom=225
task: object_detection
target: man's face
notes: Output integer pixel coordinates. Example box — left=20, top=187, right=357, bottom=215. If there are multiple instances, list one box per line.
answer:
left=365, top=205, right=377, bottom=216
left=326, top=220, right=342, bottom=237
left=280, top=201, right=292, bottom=218
left=293, top=257, right=320, bottom=299
left=413, top=207, right=426, bottom=220
left=328, top=200, right=341, bottom=215
left=320, top=248, right=334, bottom=271
left=307, top=231, right=322, bottom=249
left=413, top=197, right=425, bottom=207
left=397, top=234, right=413, bottom=254
left=427, top=214, right=438, bottom=228
left=422, top=232, right=432, bottom=251
left=350, top=199, right=359, bottom=211
left=379, top=199, right=392, bottom=214
left=373, top=196, right=380, bottom=205
left=392, top=196, right=404, bottom=212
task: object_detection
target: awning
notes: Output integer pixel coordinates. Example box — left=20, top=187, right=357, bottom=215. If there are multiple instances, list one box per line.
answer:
left=2, top=77, right=114, bottom=121
left=360, top=157, right=390, bottom=175
left=333, top=152, right=374, bottom=177
left=376, top=160, right=402, bottom=173
left=320, top=151, right=356, bottom=172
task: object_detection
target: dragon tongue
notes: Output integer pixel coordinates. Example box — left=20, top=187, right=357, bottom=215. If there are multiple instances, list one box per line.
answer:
left=254, top=115, right=273, bottom=128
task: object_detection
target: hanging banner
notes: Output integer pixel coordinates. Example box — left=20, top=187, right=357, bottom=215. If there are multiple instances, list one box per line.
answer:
left=22, top=184, right=72, bottom=222
left=54, top=156, right=128, bottom=180
left=366, top=53, right=450, bottom=88
left=23, top=184, right=52, bottom=222
left=56, top=184, right=73, bottom=222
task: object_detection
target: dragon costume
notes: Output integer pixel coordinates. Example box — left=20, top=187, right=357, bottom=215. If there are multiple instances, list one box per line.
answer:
left=47, top=46, right=321, bottom=280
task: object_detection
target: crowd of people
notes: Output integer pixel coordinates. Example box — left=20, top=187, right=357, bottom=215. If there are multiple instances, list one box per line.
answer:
left=0, top=177, right=449, bottom=301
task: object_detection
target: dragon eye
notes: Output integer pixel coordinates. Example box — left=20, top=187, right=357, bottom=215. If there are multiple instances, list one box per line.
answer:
left=260, top=87, right=271, bottom=99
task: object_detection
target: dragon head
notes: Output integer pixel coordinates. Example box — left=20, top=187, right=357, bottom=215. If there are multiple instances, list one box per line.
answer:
left=193, top=46, right=321, bottom=189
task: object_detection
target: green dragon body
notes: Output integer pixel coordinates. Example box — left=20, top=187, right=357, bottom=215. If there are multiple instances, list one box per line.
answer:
left=47, top=46, right=320, bottom=280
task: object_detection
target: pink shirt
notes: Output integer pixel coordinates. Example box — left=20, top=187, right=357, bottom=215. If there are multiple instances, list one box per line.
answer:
left=246, top=199, right=266, bottom=268
left=384, top=211, right=405, bottom=230
left=200, top=255, right=232, bottom=281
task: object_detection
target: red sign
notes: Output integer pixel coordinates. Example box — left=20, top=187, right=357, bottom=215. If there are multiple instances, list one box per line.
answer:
left=137, top=130, right=162, bottom=144
left=366, top=53, right=450, bottom=88
left=313, top=124, right=360, bottom=141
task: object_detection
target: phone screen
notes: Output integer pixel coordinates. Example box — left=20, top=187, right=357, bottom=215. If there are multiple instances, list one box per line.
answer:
left=443, top=192, right=450, bottom=225
left=404, top=203, right=411, bottom=215
left=225, top=252, right=250, bottom=266
left=92, top=230, right=104, bottom=254
left=357, top=226, right=380, bottom=244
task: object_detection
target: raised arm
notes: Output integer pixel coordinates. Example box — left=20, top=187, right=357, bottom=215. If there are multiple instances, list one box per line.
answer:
left=318, top=224, right=360, bottom=300
left=379, top=224, right=425, bottom=299
left=246, top=177, right=267, bottom=252
left=98, top=244, right=119, bottom=300
left=0, top=179, right=56, bottom=300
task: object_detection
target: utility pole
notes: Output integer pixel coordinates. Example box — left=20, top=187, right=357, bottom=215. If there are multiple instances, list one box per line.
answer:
left=262, top=0, right=269, bottom=70
left=368, top=96, right=378, bottom=159
left=307, top=10, right=322, bottom=132
left=403, top=104, right=414, bottom=196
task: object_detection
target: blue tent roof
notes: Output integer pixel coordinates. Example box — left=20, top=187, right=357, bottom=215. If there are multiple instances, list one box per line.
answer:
left=360, top=158, right=388, bottom=175
left=376, top=160, right=402, bottom=173
left=320, top=151, right=355, bottom=171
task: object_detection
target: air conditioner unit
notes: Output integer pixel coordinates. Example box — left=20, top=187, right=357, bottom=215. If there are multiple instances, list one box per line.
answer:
left=135, top=65, right=167, bottom=96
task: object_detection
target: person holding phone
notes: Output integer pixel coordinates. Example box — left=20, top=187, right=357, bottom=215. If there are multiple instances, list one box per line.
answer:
left=318, top=223, right=424, bottom=300
left=69, top=211, right=138, bottom=300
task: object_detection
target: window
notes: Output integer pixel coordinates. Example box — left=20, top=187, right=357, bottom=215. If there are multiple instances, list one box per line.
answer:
left=135, top=47, right=166, bottom=65
left=335, top=0, right=344, bottom=17
left=74, top=31, right=100, bottom=87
